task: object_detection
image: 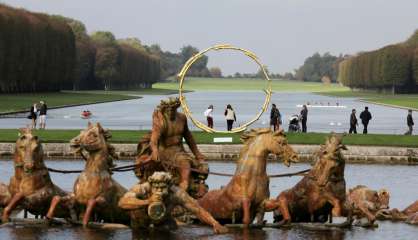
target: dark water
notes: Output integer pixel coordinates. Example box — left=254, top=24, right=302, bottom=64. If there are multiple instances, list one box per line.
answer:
left=0, top=160, right=417, bottom=240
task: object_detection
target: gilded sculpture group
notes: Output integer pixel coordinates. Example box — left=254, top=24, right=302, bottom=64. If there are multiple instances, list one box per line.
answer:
left=0, top=97, right=417, bottom=234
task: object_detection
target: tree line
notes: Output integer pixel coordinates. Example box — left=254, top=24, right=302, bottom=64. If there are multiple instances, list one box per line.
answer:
left=338, top=30, right=418, bottom=93
left=0, top=4, right=75, bottom=93
left=293, top=53, right=344, bottom=83
left=0, top=4, right=161, bottom=93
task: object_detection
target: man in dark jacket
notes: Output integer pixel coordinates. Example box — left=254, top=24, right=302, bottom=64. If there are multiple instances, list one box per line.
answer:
left=405, top=109, right=414, bottom=135
left=270, top=104, right=281, bottom=131
left=359, top=106, right=372, bottom=134
left=349, top=109, right=358, bottom=134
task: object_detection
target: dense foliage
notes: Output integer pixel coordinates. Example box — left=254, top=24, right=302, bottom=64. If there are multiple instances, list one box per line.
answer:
left=144, top=44, right=210, bottom=79
left=0, top=4, right=160, bottom=93
left=294, top=53, right=342, bottom=82
left=338, top=30, right=418, bottom=93
left=0, top=4, right=75, bottom=93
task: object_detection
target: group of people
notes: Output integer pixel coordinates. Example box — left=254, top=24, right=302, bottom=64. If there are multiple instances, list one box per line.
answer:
left=28, top=101, right=47, bottom=129
left=204, top=104, right=237, bottom=131
left=269, top=103, right=415, bottom=135
left=349, top=107, right=372, bottom=134
left=349, top=107, right=414, bottom=135
left=270, top=103, right=308, bottom=133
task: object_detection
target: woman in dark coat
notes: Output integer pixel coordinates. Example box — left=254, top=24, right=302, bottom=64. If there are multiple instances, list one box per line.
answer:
left=29, top=103, right=38, bottom=129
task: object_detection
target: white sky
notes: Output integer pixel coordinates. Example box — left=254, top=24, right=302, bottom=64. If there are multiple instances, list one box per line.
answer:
left=3, top=0, right=418, bottom=75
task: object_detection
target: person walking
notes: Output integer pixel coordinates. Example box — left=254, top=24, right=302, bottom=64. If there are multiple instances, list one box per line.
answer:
left=405, top=109, right=414, bottom=135
left=300, top=105, right=308, bottom=133
left=29, top=103, right=38, bottom=129
left=38, top=101, right=48, bottom=129
left=204, top=105, right=214, bottom=128
left=349, top=109, right=358, bottom=134
left=359, top=106, right=372, bottom=134
left=224, top=104, right=236, bottom=131
left=270, top=103, right=281, bottom=131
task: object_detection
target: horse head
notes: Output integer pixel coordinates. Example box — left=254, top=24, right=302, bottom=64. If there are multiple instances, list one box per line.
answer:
left=240, top=128, right=298, bottom=167
left=15, top=127, right=44, bottom=173
left=70, top=122, right=117, bottom=167
left=313, top=134, right=346, bottom=187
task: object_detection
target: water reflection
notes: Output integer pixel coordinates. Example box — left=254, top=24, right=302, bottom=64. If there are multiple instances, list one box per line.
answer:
left=0, top=92, right=410, bottom=134
left=0, top=160, right=418, bottom=239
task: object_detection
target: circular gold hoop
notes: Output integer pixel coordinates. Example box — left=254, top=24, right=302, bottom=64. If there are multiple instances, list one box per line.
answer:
left=178, top=44, right=272, bottom=133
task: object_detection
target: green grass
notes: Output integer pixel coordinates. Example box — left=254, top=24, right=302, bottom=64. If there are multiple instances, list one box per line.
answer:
left=0, top=88, right=185, bottom=114
left=1, top=129, right=418, bottom=147
left=154, top=77, right=349, bottom=92
left=66, top=88, right=181, bottom=96
left=0, top=92, right=139, bottom=114
left=319, top=90, right=418, bottom=110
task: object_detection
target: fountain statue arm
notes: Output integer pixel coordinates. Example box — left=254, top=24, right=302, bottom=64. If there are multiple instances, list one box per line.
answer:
left=183, top=120, right=205, bottom=162
left=118, top=184, right=151, bottom=210
left=150, top=111, right=163, bottom=162
left=173, top=186, right=228, bottom=234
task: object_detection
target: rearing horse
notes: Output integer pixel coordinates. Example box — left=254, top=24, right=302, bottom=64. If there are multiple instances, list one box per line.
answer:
left=46, top=122, right=129, bottom=226
left=2, top=128, right=71, bottom=222
left=198, top=128, right=298, bottom=226
left=273, top=134, right=347, bottom=224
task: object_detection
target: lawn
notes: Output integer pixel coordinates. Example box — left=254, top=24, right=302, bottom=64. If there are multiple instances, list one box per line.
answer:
left=154, top=77, right=349, bottom=92
left=67, top=88, right=180, bottom=96
left=319, top=90, right=418, bottom=110
left=0, top=92, right=139, bottom=114
left=1, top=129, right=418, bottom=147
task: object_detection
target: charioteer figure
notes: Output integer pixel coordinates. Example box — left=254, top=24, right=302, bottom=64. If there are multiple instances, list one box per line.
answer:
left=135, top=97, right=208, bottom=198
left=118, top=172, right=228, bottom=234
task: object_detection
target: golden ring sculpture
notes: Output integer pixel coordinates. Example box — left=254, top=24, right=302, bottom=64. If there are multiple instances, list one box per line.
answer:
left=178, top=44, right=272, bottom=133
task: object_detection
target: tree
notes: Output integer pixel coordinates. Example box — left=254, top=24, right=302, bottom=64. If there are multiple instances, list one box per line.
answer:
left=209, top=67, right=223, bottom=78
left=180, top=45, right=209, bottom=77
left=0, top=5, right=75, bottom=93
left=91, top=31, right=116, bottom=46
left=91, top=31, right=118, bottom=90
left=295, top=52, right=341, bottom=82
left=118, top=38, right=146, bottom=52
left=337, top=30, right=418, bottom=93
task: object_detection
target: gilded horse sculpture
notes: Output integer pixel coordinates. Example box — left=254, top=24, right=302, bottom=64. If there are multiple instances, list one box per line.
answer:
left=46, top=122, right=129, bottom=226
left=0, top=183, right=12, bottom=215
left=2, top=128, right=71, bottom=222
left=377, top=200, right=418, bottom=225
left=273, top=134, right=348, bottom=224
left=197, top=128, right=298, bottom=226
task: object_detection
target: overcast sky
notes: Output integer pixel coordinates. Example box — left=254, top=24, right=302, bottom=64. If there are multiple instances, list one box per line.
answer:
left=3, top=0, right=418, bottom=75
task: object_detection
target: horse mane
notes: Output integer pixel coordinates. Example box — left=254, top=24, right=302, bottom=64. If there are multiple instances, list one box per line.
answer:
left=310, top=134, right=346, bottom=179
left=101, top=128, right=118, bottom=161
left=240, top=128, right=277, bottom=144
left=238, top=128, right=286, bottom=159
left=312, top=134, right=345, bottom=162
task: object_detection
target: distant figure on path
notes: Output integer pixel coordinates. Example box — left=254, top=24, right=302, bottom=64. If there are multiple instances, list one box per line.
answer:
left=270, top=103, right=281, bottom=131
left=224, top=104, right=236, bottom=131
left=300, top=105, right=308, bottom=133
left=204, top=105, right=214, bottom=128
left=38, top=101, right=47, bottom=129
left=29, top=103, right=38, bottom=129
left=359, top=106, right=372, bottom=134
left=349, top=109, right=358, bottom=134
left=405, top=109, right=414, bottom=135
